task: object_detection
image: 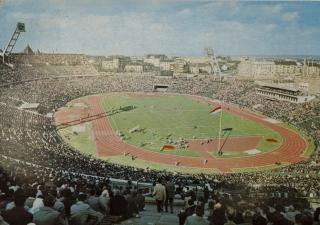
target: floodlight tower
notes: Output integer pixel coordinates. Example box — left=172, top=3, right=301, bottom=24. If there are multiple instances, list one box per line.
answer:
left=0, top=22, right=25, bottom=67
left=204, top=47, right=222, bottom=81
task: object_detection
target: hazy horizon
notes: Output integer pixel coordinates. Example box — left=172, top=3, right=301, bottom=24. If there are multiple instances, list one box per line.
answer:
left=1, top=0, right=320, bottom=56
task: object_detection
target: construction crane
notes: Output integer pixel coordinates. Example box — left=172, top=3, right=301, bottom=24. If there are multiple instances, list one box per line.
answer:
left=0, top=22, right=25, bottom=68
left=204, top=47, right=222, bottom=81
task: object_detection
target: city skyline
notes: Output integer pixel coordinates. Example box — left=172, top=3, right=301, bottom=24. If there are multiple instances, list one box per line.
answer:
left=1, top=0, right=320, bottom=56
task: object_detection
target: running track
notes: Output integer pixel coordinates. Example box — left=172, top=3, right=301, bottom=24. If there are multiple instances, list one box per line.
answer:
left=54, top=93, right=308, bottom=173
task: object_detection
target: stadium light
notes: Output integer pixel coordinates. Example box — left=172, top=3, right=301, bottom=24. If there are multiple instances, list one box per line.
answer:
left=17, top=22, right=26, bottom=32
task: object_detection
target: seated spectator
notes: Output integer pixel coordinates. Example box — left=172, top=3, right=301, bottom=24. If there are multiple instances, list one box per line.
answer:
left=2, top=189, right=33, bottom=225
left=184, top=205, right=209, bottom=225
left=49, top=190, right=65, bottom=215
left=209, top=203, right=226, bottom=225
left=109, top=189, right=128, bottom=217
left=86, top=189, right=101, bottom=213
left=0, top=191, right=12, bottom=212
left=99, top=187, right=110, bottom=214
left=179, top=199, right=196, bottom=225
left=29, top=194, right=44, bottom=214
left=295, top=213, right=304, bottom=225
left=125, top=190, right=139, bottom=217
left=0, top=215, right=9, bottom=225
left=314, top=208, right=320, bottom=224
left=300, top=214, right=314, bottom=225
left=33, top=194, right=65, bottom=225
left=225, top=207, right=236, bottom=225
left=252, top=214, right=267, bottom=225
left=70, top=193, right=103, bottom=225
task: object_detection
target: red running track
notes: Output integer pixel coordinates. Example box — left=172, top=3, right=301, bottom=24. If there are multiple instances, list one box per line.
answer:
left=54, top=92, right=308, bottom=173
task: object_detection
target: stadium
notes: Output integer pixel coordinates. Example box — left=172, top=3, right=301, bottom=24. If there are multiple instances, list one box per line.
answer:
left=1, top=2, right=320, bottom=225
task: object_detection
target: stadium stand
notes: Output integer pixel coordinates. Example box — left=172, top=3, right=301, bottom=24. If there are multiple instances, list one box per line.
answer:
left=0, top=62, right=319, bottom=225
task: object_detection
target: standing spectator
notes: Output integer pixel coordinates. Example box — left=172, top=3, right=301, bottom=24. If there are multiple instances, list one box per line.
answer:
left=165, top=177, right=175, bottom=213
left=204, top=186, right=210, bottom=203
left=60, top=188, right=75, bottom=218
left=152, top=179, right=166, bottom=213
left=136, top=189, right=145, bottom=212
left=2, top=189, right=33, bottom=225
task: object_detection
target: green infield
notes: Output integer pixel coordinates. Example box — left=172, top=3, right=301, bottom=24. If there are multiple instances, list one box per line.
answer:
left=100, top=94, right=282, bottom=157
left=55, top=93, right=313, bottom=174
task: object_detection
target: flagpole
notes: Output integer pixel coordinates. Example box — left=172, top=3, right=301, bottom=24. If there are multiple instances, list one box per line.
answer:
left=218, top=105, right=222, bottom=154
left=218, top=50, right=222, bottom=154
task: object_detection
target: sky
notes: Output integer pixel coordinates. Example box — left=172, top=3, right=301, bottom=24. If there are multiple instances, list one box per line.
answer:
left=0, top=0, right=320, bottom=56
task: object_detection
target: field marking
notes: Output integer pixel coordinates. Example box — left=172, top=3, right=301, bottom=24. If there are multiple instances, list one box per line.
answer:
left=54, top=92, right=310, bottom=173
left=109, top=115, right=120, bottom=131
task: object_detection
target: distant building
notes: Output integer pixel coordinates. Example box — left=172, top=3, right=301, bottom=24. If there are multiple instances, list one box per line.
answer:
left=124, top=61, right=153, bottom=73
left=170, top=59, right=189, bottom=74
left=102, top=55, right=130, bottom=72
left=274, top=60, right=301, bottom=76
left=303, top=59, right=320, bottom=77
left=189, top=63, right=212, bottom=74
left=159, top=59, right=174, bottom=71
left=124, top=63, right=144, bottom=72
left=144, top=54, right=168, bottom=67
left=238, top=59, right=302, bottom=78
left=295, top=77, right=320, bottom=95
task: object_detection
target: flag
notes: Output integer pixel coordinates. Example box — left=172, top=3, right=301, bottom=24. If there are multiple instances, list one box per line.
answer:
left=210, top=106, right=222, bottom=115
left=222, top=128, right=233, bottom=131
left=161, top=144, right=175, bottom=150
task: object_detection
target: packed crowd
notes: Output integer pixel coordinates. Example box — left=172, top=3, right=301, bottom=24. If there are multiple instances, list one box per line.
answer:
left=1, top=166, right=319, bottom=225
left=0, top=159, right=147, bottom=225
left=13, top=53, right=90, bottom=66
left=0, top=63, right=319, bottom=224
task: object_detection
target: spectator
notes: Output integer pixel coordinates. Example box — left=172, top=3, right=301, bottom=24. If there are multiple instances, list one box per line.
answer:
left=184, top=205, right=209, bottom=225
left=152, top=179, right=166, bottom=213
left=70, top=193, right=103, bottom=225
left=165, top=177, right=175, bottom=213
left=2, top=189, right=33, bottom=225
left=109, top=190, right=127, bottom=217
left=33, top=194, right=65, bottom=225
left=136, top=189, right=145, bottom=212
left=86, top=189, right=101, bottom=213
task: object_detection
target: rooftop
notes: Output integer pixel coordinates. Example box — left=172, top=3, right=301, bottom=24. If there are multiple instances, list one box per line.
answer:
left=259, top=83, right=300, bottom=92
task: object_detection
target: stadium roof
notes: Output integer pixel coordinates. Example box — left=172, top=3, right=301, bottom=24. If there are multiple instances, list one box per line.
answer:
left=260, top=83, right=300, bottom=92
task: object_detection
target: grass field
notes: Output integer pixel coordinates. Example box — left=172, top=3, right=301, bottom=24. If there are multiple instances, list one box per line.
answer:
left=101, top=95, right=282, bottom=156
left=55, top=93, right=314, bottom=174
left=58, top=122, right=96, bottom=156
